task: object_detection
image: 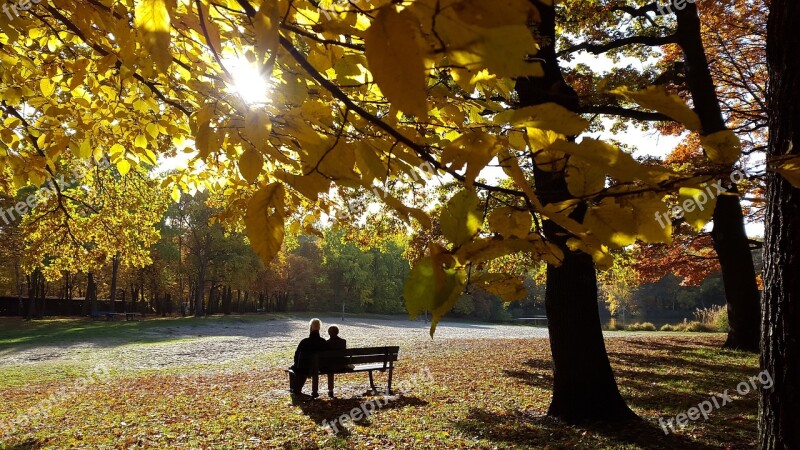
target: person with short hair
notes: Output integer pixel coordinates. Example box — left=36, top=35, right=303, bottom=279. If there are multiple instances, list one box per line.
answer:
left=288, top=318, right=327, bottom=397
left=325, top=325, right=350, bottom=397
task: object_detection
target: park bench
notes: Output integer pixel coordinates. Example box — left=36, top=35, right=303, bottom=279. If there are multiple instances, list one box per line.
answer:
left=285, top=346, right=399, bottom=398
left=90, top=312, right=142, bottom=321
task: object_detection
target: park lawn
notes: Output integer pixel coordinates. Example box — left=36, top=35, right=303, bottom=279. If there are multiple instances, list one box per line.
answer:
left=0, top=332, right=757, bottom=449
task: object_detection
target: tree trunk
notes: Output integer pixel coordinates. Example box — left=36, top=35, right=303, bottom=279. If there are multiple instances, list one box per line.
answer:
left=516, top=2, right=634, bottom=423
left=675, top=4, right=761, bottom=352
left=109, top=253, right=120, bottom=312
left=194, top=267, right=205, bottom=317
left=760, top=0, right=800, bottom=446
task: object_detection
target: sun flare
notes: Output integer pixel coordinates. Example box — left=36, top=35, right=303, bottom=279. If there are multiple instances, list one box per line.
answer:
left=225, top=57, right=271, bottom=105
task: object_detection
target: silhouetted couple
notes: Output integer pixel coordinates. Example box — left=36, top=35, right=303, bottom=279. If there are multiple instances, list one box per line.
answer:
left=288, top=318, right=350, bottom=398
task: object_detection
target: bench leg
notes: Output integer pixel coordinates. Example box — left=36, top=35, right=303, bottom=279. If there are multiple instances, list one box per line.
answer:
left=368, top=371, right=376, bottom=391
left=312, top=375, right=319, bottom=398
left=327, top=374, right=335, bottom=397
left=388, top=367, right=393, bottom=395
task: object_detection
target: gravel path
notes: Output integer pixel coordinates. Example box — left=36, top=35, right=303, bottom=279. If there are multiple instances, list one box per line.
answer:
left=0, top=317, right=552, bottom=372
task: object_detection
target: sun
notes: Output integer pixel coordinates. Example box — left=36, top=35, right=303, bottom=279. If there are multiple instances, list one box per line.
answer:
left=225, top=56, right=271, bottom=105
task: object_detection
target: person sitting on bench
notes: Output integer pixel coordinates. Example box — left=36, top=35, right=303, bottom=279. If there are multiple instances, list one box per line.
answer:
left=325, top=326, right=354, bottom=397
left=288, top=318, right=328, bottom=396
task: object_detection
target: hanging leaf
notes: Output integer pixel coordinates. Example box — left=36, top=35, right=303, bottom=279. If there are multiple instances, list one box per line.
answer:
left=364, top=7, right=428, bottom=117
left=440, top=189, right=482, bottom=247
left=776, top=156, right=800, bottom=188
left=487, top=206, right=532, bottom=238
left=611, top=85, right=702, bottom=132
left=239, top=148, right=264, bottom=183
left=245, top=183, right=286, bottom=264
left=441, top=131, right=501, bottom=187
left=701, top=130, right=742, bottom=166
left=494, top=103, right=589, bottom=136
left=471, top=273, right=527, bottom=302
left=678, top=187, right=718, bottom=232
left=404, top=254, right=466, bottom=337
left=134, top=0, right=173, bottom=72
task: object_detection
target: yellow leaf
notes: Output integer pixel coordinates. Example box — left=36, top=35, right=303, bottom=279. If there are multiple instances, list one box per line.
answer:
left=74, top=139, right=93, bottom=159
left=612, top=86, right=702, bottom=132
left=40, top=78, right=56, bottom=96
left=495, top=103, right=589, bottom=136
left=583, top=199, right=637, bottom=249
left=146, top=123, right=160, bottom=138
left=244, top=110, right=272, bottom=145
left=701, top=130, right=742, bottom=166
left=364, top=7, right=428, bottom=117
left=450, top=25, right=543, bottom=78
left=134, top=134, right=148, bottom=148
left=550, top=138, right=672, bottom=185
left=471, top=273, right=527, bottom=302
left=618, top=193, right=672, bottom=244
left=245, top=183, right=286, bottom=265
left=440, top=189, right=482, bottom=247
left=134, top=0, right=173, bottom=72
left=678, top=187, right=717, bottom=232
left=776, top=156, right=800, bottom=188
left=382, top=193, right=432, bottom=228
left=254, top=0, right=281, bottom=63
left=404, top=254, right=466, bottom=337
left=117, top=159, right=132, bottom=177
left=239, top=148, right=264, bottom=183
left=565, top=158, right=606, bottom=197
left=487, top=207, right=532, bottom=238
left=441, top=131, right=501, bottom=187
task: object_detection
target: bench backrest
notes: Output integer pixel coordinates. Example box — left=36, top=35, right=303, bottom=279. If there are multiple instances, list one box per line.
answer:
left=308, top=346, right=399, bottom=372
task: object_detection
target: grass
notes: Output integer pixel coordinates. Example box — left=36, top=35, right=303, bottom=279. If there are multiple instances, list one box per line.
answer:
left=0, top=315, right=289, bottom=348
left=0, top=321, right=759, bottom=449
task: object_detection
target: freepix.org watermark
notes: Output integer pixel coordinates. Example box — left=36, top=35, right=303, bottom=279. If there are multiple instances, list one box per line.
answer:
left=1, top=0, right=40, bottom=21
left=654, top=169, right=747, bottom=230
left=321, top=367, right=433, bottom=434
left=0, top=364, right=111, bottom=438
left=656, top=0, right=701, bottom=16
left=658, top=369, right=773, bottom=435
left=0, top=158, right=111, bottom=226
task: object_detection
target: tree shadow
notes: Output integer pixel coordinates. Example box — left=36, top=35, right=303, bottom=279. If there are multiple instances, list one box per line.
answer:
left=454, top=408, right=720, bottom=449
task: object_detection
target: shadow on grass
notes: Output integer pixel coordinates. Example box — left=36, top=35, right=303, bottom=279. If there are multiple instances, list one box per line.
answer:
left=454, top=408, right=718, bottom=449
left=0, top=315, right=292, bottom=352
left=293, top=393, right=428, bottom=435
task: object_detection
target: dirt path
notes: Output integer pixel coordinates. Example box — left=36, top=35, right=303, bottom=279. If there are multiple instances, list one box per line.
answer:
left=0, top=316, right=551, bottom=372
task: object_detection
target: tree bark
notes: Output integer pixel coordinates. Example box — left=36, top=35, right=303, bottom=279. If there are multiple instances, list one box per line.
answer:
left=516, top=2, right=635, bottom=423
left=760, top=0, right=800, bottom=447
left=675, top=4, right=761, bottom=352
left=194, top=266, right=206, bottom=317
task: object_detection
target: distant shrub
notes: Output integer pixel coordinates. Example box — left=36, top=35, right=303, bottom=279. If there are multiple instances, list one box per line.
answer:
left=607, top=319, right=626, bottom=331
left=694, top=305, right=728, bottom=332
left=659, top=320, right=716, bottom=333
left=685, top=321, right=716, bottom=332
left=715, top=308, right=729, bottom=333
left=627, top=322, right=656, bottom=331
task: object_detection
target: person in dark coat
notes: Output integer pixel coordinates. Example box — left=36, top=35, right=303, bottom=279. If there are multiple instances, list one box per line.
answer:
left=325, top=325, right=349, bottom=397
left=288, top=318, right=328, bottom=397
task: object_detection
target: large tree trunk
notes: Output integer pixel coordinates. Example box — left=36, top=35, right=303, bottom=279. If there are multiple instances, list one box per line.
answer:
left=675, top=4, right=761, bottom=352
left=546, top=232, right=635, bottom=421
left=712, top=194, right=761, bottom=351
left=516, top=2, right=634, bottom=423
left=760, top=0, right=800, bottom=447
